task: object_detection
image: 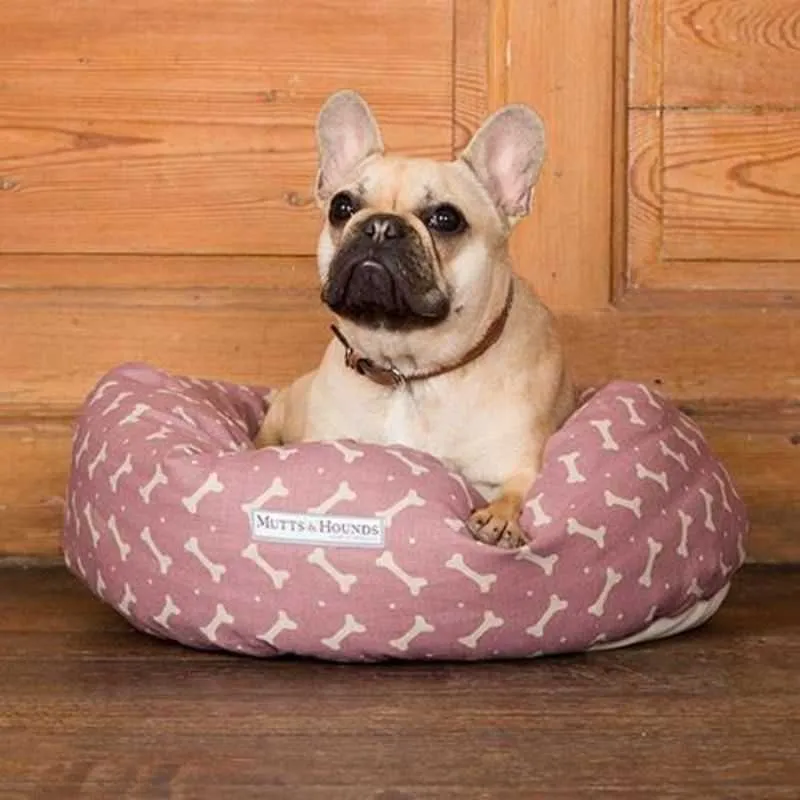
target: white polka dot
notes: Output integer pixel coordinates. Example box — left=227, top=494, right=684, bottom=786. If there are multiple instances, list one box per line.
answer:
left=526, top=590, right=533, bottom=597
left=492, top=649, right=500, bottom=655
left=665, top=583, right=671, bottom=590
left=617, top=613, right=624, bottom=620
left=111, top=566, right=116, bottom=573
left=191, top=460, right=198, bottom=466
left=450, top=494, right=457, bottom=501
left=317, top=467, right=324, bottom=475
left=255, top=595, right=262, bottom=603
left=121, top=506, right=126, bottom=513
left=194, top=588, right=200, bottom=596
left=634, top=446, right=639, bottom=452
left=699, top=554, right=704, bottom=562
left=661, top=509, right=666, bottom=515
left=253, top=465, right=260, bottom=472
left=583, top=566, right=591, bottom=574
left=408, top=537, right=416, bottom=545
left=389, top=603, right=396, bottom=610
left=318, top=600, right=326, bottom=608
left=147, top=578, right=153, bottom=586
left=387, top=475, right=395, bottom=482
left=160, top=517, right=166, bottom=524
left=605, top=473, right=611, bottom=478
left=210, top=525, right=216, bottom=533
left=457, top=602, right=465, bottom=608
left=560, top=637, right=567, bottom=644
left=629, top=536, right=635, bottom=543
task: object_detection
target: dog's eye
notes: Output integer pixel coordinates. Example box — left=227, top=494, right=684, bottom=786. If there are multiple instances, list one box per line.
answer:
left=425, top=204, right=467, bottom=235
left=329, top=192, right=359, bottom=225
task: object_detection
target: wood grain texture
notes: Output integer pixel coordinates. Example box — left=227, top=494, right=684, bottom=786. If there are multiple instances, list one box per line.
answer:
left=1, top=400, right=796, bottom=562
left=505, top=0, right=614, bottom=310
left=0, top=0, right=455, bottom=255
left=453, top=0, right=491, bottom=152
left=627, top=110, right=800, bottom=289
left=628, top=0, right=663, bottom=108
left=663, top=112, right=800, bottom=262
left=663, top=0, right=800, bottom=108
left=0, top=565, right=797, bottom=797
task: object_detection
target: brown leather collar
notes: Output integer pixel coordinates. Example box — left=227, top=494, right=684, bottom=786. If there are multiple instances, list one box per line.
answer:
left=330, top=282, right=514, bottom=389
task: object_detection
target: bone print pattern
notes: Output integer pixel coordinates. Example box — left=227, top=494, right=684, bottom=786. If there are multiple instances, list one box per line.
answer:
left=62, top=364, right=748, bottom=662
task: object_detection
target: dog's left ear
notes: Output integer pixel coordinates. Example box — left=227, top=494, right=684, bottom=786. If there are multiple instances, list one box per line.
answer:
left=315, top=90, right=384, bottom=202
left=459, top=104, right=546, bottom=221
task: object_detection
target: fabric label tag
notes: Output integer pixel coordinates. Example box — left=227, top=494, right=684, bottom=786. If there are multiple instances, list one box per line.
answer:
left=250, top=509, right=385, bottom=548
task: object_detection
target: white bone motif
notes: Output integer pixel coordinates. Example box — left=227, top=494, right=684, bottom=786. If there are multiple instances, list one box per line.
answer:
left=200, top=603, right=235, bottom=643
left=604, top=489, right=643, bottom=518
left=719, top=553, right=733, bottom=579
left=590, top=419, right=619, bottom=451
left=184, top=536, right=226, bottom=583
left=95, top=571, right=107, bottom=597
left=139, top=464, right=168, bottom=504
left=118, top=402, right=150, bottom=426
left=445, top=553, right=497, bottom=592
left=526, top=492, right=553, bottom=527
left=328, top=440, right=364, bottom=464
left=566, top=517, right=607, bottom=549
left=699, top=488, right=716, bottom=532
left=241, top=477, right=290, bottom=514
left=677, top=509, right=693, bottom=558
left=109, top=454, right=133, bottom=493
left=307, top=548, right=357, bottom=593
left=154, top=595, right=181, bottom=629
left=140, top=527, right=172, bottom=575
left=322, top=614, right=366, bottom=651
left=618, top=396, right=646, bottom=426
left=686, top=577, right=703, bottom=598
left=635, top=463, right=669, bottom=492
left=677, top=412, right=703, bottom=437
left=101, top=391, right=133, bottom=417
left=309, top=481, right=356, bottom=515
left=76, top=431, right=91, bottom=463
left=118, top=582, right=137, bottom=616
left=181, top=472, right=225, bottom=514
left=83, top=502, right=101, bottom=547
left=588, top=567, right=623, bottom=617
left=659, top=439, right=689, bottom=471
left=172, top=406, right=198, bottom=427
left=444, top=518, right=465, bottom=532
left=390, top=615, right=435, bottom=652
left=458, top=610, right=504, bottom=649
left=712, top=473, right=732, bottom=512
left=639, top=384, right=662, bottom=409
left=107, top=514, right=131, bottom=562
left=558, top=451, right=586, bottom=484
left=449, top=472, right=475, bottom=508
left=145, top=425, right=172, bottom=441
left=76, top=555, right=86, bottom=578
left=267, top=446, right=299, bottom=461
left=376, top=489, right=426, bottom=527
left=644, top=604, right=658, bottom=625
left=241, top=543, right=289, bottom=589
left=88, top=379, right=118, bottom=405
left=672, top=425, right=701, bottom=456
left=386, top=449, right=429, bottom=476
left=87, top=442, right=109, bottom=480
left=515, top=547, right=559, bottom=576
left=526, top=594, right=568, bottom=638
left=736, top=535, right=747, bottom=567
left=638, top=537, right=664, bottom=588
left=376, top=551, right=428, bottom=596
left=257, top=609, right=298, bottom=646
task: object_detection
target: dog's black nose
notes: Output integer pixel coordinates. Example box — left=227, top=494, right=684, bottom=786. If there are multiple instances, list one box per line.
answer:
left=362, top=214, right=406, bottom=243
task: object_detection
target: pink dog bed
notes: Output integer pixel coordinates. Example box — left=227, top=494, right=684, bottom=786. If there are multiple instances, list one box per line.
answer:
left=62, top=363, right=747, bottom=661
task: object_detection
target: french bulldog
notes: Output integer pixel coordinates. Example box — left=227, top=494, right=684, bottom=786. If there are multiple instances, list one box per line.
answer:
left=256, top=90, right=575, bottom=548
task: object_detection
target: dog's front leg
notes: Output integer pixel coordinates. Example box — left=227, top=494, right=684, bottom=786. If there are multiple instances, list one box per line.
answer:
left=467, top=464, right=539, bottom=549
left=254, top=371, right=316, bottom=448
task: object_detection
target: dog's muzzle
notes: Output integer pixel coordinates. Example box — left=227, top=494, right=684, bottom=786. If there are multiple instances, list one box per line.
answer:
left=322, top=213, right=450, bottom=330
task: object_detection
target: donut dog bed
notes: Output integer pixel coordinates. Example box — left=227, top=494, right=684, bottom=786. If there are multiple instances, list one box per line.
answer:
left=62, top=363, right=748, bottom=661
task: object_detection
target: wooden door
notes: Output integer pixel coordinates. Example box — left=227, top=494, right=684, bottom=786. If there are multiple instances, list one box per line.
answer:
left=2, top=0, right=797, bottom=564
left=505, top=0, right=799, bottom=562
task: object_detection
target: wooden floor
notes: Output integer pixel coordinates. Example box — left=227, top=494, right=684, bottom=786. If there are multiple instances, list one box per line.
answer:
left=0, top=566, right=797, bottom=799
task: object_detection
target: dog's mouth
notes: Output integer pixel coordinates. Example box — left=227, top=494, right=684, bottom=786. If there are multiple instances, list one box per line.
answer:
left=322, top=254, right=450, bottom=331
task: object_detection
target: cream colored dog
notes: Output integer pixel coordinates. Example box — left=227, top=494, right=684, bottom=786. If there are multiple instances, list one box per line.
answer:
left=256, top=90, right=575, bottom=548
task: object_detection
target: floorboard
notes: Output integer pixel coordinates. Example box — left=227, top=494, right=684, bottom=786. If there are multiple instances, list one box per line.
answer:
left=0, top=566, right=797, bottom=798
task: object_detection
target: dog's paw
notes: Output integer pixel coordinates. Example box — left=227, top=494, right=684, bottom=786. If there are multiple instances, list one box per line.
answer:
left=468, top=503, right=527, bottom=549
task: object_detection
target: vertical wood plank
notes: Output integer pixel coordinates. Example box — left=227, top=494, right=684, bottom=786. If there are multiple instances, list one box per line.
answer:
left=505, top=0, right=615, bottom=310
left=629, top=0, right=664, bottom=107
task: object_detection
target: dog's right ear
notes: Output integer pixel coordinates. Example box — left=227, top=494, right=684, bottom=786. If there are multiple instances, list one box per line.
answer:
left=315, top=90, right=384, bottom=202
